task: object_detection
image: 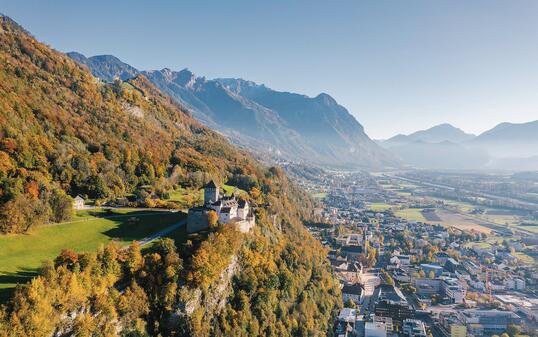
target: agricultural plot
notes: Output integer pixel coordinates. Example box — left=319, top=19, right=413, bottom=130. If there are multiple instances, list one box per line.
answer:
left=435, top=210, right=492, bottom=234
left=421, top=209, right=442, bottom=221
left=394, top=208, right=427, bottom=222
left=367, top=203, right=393, bottom=211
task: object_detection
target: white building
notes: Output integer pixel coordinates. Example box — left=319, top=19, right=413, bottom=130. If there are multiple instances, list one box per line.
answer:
left=73, top=195, right=85, bottom=210
left=365, top=321, right=387, bottom=337
left=402, top=319, right=427, bottom=337
left=342, top=283, right=364, bottom=305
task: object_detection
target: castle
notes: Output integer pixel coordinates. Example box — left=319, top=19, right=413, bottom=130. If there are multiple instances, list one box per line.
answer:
left=187, top=181, right=255, bottom=233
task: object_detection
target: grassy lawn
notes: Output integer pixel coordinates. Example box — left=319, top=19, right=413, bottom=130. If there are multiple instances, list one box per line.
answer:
left=0, top=209, right=185, bottom=301
left=169, top=187, right=203, bottom=207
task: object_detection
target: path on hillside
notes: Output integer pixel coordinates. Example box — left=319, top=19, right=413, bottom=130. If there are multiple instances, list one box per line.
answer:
left=139, top=219, right=187, bottom=246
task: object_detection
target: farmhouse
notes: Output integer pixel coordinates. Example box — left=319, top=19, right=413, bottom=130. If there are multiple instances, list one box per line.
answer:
left=73, top=195, right=85, bottom=210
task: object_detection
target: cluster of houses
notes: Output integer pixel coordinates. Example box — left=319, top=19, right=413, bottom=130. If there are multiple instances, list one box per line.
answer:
left=307, top=200, right=537, bottom=336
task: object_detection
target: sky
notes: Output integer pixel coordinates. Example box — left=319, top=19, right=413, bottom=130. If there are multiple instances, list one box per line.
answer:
left=1, top=0, right=538, bottom=139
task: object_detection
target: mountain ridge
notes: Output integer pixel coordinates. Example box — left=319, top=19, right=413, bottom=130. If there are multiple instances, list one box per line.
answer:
left=67, top=52, right=397, bottom=169
left=381, top=121, right=538, bottom=170
left=384, top=123, right=476, bottom=146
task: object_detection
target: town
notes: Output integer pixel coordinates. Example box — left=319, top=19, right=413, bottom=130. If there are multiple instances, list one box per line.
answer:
left=299, top=169, right=538, bottom=337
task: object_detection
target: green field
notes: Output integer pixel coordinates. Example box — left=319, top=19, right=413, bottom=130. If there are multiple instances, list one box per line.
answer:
left=394, top=208, right=427, bottom=222
left=367, top=203, right=393, bottom=211
left=0, top=209, right=186, bottom=301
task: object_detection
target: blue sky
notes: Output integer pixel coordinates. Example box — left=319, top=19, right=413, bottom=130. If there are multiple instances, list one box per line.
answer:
left=2, top=0, right=538, bottom=138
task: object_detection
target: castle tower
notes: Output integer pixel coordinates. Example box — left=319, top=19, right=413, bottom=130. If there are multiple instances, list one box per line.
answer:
left=204, top=180, right=219, bottom=205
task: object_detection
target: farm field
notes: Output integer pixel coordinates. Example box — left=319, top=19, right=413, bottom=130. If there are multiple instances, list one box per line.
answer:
left=394, top=207, right=493, bottom=234
left=394, top=208, right=427, bottom=222
left=0, top=209, right=186, bottom=301
left=367, top=202, right=393, bottom=211
left=434, top=210, right=492, bottom=234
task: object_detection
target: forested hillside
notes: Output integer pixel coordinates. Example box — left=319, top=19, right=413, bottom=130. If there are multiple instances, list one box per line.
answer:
left=0, top=15, right=341, bottom=336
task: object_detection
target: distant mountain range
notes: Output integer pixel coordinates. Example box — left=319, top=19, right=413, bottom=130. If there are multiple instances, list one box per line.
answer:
left=383, top=123, right=475, bottom=147
left=379, top=122, right=538, bottom=170
left=67, top=53, right=396, bottom=169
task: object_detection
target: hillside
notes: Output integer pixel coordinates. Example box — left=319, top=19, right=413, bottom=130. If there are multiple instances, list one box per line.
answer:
left=0, top=15, right=341, bottom=337
left=68, top=53, right=396, bottom=169
left=66, top=52, right=139, bottom=82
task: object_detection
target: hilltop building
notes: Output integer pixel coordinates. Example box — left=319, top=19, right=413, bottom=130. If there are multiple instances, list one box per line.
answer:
left=187, top=181, right=255, bottom=233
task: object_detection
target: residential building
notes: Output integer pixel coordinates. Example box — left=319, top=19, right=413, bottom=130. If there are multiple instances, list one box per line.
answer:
left=402, top=319, right=427, bottom=337
left=342, top=283, right=364, bottom=305
left=365, top=321, right=387, bottom=337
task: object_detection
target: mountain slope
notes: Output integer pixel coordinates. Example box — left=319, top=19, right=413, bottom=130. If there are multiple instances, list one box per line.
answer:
left=475, top=120, right=538, bottom=142
left=384, top=123, right=475, bottom=147
left=67, top=52, right=139, bottom=82
left=217, top=78, right=387, bottom=166
left=471, top=120, right=538, bottom=158
left=0, top=15, right=340, bottom=337
left=68, top=53, right=396, bottom=169
left=381, top=121, right=538, bottom=170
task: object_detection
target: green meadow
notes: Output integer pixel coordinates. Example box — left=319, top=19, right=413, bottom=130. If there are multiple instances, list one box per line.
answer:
left=0, top=209, right=185, bottom=301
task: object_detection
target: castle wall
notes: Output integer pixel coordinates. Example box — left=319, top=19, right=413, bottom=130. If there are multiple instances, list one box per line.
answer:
left=187, top=209, right=210, bottom=233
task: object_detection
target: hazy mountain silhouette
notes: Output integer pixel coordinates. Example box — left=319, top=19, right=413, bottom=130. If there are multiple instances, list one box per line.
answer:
left=68, top=53, right=396, bottom=169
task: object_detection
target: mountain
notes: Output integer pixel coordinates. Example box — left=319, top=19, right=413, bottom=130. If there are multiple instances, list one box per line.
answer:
left=470, top=120, right=538, bottom=158
left=381, top=121, right=538, bottom=170
left=66, top=52, right=139, bottom=82
left=379, top=124, right=483, bottom=169
left=383, top=123, right=475, bottom=147
left=475, top=120, right=538, bottom=142
left=0, top=15, right=340, bottom=336
left=67, top=53, right=396, bottom=169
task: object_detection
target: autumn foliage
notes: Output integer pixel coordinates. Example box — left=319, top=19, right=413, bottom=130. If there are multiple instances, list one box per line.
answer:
left=0, top=16, right=341, bottom=337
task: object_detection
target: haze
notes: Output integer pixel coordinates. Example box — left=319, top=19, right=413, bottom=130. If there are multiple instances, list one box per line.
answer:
left=2, top=0, right=538, bottom=138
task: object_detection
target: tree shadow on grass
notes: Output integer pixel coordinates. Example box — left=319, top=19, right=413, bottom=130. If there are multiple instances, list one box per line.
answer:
left=0, top=268, right=39, bottom=303
left=102, top=210, right=185, bottom=242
